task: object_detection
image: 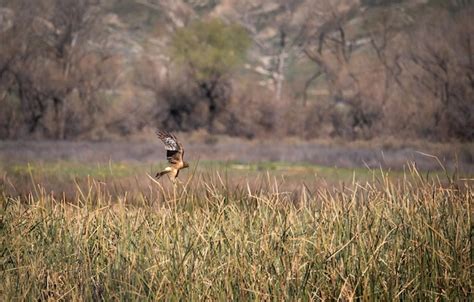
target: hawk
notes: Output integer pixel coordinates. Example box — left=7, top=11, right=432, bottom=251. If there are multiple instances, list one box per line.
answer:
left=155, top=130, right=189, bottom=181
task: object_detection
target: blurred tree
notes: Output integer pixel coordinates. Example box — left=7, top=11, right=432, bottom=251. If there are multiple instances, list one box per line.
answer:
left=302, top=0, right=383, bottom=139
left=0, top=0, right=118, bottom=139
left=228, top=0, right=310, bottom=101
left=405, top=7, right=474, bottom=141
left=170, top=18, right=250, bottom=131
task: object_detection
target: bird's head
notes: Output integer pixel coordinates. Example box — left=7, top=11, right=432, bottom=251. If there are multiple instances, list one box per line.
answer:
left=183, top=162, right=190, bottom=169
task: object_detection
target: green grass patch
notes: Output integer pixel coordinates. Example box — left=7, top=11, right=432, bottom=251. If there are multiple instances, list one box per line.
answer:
left=0, top=160, right=449, bottom=200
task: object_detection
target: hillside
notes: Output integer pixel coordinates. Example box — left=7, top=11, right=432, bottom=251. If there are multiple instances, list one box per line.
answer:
left=0, top=0, right=472, bottom=141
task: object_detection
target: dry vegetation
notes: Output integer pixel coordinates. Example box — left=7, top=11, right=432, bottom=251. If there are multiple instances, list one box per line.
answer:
left=1, top=1, right=473, bottom=299
left=0, top=0, right=472, bottom=141
left=0, top=161, right=472, bottom=300
left=1, top=1, right=472, bottom=300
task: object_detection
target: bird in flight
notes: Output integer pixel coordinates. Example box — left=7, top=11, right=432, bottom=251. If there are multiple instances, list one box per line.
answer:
left=155, top=130, right=189, bottom=181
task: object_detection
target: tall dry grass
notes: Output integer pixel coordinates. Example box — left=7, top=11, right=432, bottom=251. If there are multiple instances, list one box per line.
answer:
left=0, top=167, right=472, bottom=300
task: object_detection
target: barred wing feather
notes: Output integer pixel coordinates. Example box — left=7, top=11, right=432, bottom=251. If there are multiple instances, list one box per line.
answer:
left=156, top=130, right=184, bottom=165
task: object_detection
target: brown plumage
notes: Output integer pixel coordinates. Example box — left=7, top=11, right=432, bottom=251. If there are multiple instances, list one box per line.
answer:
left=155, top=130, right=189, bottom=181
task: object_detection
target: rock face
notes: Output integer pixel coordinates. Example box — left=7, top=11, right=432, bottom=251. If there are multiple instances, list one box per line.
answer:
left=4, top=0, right=470, bottom=141
left=0, top=0, right=426, bottom=86
left=0, top=7, right=13, bottom=32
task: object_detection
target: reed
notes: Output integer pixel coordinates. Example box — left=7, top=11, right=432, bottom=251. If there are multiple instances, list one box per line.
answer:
left=0, top=167, right=471, bottom=300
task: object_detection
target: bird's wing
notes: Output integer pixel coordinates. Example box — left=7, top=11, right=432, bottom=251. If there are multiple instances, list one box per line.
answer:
left=156, top=130, right=184, bottom=165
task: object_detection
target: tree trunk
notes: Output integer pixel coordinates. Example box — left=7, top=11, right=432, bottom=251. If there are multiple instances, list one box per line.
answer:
left=275, top=50, right=286, bottom=101
left=53, top=96, right=65, bottom=139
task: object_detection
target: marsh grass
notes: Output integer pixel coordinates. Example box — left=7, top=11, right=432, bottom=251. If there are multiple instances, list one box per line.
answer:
left=0, top=164, right=472, bottom=300
left=0, top=160, right=445, bottom=201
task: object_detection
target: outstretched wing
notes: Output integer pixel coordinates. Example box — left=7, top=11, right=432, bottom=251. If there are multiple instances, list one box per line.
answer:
left=156, top=130, right=184, bottom=165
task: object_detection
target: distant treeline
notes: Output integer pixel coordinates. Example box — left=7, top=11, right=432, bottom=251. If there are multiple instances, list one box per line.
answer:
left=0, top=0, right=472, bottom=141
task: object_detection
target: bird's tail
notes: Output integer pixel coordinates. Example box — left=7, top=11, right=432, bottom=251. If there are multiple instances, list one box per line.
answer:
left=155, top=171, right=169, bottom=179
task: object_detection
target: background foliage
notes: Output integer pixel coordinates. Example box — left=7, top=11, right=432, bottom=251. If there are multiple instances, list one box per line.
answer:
left=0, top=0, right=472, bottom=141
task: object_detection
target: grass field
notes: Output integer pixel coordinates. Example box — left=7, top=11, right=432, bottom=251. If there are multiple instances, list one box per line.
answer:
left=0, top=159, right=472, bottom=300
